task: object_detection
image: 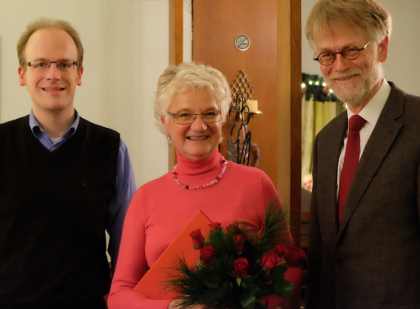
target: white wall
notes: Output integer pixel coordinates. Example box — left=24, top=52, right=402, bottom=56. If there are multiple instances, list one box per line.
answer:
left=0, top=0, right=170, bottom=187
left=1, top=0, right=418, bottom=188
left=302, top=0, right=420, bottom=96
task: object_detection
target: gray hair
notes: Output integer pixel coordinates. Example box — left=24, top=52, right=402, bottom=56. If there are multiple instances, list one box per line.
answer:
left=154, top=62, right=232, bottom=135
left=305, top=0, right=392, bottom=51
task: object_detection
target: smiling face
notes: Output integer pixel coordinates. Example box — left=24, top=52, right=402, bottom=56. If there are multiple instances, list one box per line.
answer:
left=315, top=23, right=388, bottom=112
left=18, top=27, right=83, bottom=118
left=163, top=89, right=223, bottom=161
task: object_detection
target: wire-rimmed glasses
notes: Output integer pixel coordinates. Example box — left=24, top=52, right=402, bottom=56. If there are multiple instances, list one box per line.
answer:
left=168, top=111, right=222, bottom=125
left=23, top=59, right=80, bottom=72
left=314, top=42, right=370, bottom=66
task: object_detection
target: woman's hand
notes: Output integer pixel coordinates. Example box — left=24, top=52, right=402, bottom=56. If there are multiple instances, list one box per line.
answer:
left=168, top=299, right=207, bottom=309
left=169, top=298, right=273, bottom=309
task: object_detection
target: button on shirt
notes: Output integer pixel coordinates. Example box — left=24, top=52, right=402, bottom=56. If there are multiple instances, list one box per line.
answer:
left=29, top=110, right=136, bottom=269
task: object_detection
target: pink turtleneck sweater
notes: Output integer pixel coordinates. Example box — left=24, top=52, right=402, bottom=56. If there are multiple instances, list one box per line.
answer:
left=108, top=149, right=298, bottom=309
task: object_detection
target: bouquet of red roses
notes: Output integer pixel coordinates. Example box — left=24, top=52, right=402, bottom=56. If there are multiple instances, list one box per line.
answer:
left=166, top=203, right=306, bottom=309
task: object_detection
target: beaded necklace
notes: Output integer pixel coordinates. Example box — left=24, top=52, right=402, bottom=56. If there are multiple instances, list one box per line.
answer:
left=172, top=157, right=228, bottom=190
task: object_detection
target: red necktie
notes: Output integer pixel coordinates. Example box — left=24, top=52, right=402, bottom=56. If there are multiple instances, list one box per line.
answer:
left=338, top=115, right=366, bottom=221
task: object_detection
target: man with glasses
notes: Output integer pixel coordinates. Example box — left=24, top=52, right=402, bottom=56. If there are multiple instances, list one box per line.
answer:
left=0, top=19, right=136, bottom=308
left=305, top=1, right=420, bottom=308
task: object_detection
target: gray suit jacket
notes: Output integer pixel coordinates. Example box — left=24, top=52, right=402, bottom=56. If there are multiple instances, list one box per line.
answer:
left=306, top=82, right=420, bottom=309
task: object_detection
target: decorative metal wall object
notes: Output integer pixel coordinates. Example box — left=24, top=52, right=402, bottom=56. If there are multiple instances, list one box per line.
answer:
left=231, top=70, right=253, bottom=101
left=228, top=93, right=252, bottom=165
left=228, top=70, right=260, bottom=166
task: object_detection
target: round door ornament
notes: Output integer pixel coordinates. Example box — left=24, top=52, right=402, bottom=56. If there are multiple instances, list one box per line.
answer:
left=234, top=34, right=250, bottom=51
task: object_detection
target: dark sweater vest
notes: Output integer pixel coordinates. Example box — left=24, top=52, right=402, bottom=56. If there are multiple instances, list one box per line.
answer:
left=0, top=116, right=120, bottom=307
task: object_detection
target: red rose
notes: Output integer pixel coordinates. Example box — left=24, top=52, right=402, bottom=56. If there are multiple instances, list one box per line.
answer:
left=272, top=243, right=306, bottom=268
left=209, top=222, right=222, bottom=231
left=273, top=243, right=290, bottom=257
left=262, top=250, right=282, bottom=271
left=232, top=257, right=249, bottom=278
left=189, top=229, right=205, bottom=249
left=284, top=245, right=306, bottom=268
left=233, top=234, right=245, bottom=253
left=200, top=245, right=217, bottom=266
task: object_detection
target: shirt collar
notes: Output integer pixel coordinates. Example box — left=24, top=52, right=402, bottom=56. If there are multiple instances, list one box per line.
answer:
left=347, top=79, right=391, bottom=126
left=29, top=109, right=80, bottom=138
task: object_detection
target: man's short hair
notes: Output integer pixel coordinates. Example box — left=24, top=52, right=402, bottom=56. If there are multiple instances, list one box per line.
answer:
left=17, top=18, right=84, bottom=68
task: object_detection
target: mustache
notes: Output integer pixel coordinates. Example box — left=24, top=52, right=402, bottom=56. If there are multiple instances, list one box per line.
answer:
left=328, top=70, right=362, bottom=80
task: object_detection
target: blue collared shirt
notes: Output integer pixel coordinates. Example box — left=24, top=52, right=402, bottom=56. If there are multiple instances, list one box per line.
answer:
left=29, top=110, right=136, bottom=270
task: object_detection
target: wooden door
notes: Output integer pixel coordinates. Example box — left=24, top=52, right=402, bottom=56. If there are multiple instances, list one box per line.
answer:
left=192, top=0, right=301, bottom=235
left=193, top=0, right=279, bottom=185
left=192, top=2, right=302, bottom=308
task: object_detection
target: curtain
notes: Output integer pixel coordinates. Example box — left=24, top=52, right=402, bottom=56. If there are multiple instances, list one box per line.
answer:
left=301, top=73, right=345, bottom=181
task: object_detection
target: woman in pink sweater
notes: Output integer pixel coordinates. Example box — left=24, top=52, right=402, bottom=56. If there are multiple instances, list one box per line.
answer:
left=108, top=62, right=303, bottom=309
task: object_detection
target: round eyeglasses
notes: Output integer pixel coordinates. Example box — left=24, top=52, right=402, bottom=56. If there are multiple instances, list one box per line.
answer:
left=314, top=42, right=370, bottom=66
left=168, top=111, right=222, bottom=125
left=23, top=59, right=80, bottom=72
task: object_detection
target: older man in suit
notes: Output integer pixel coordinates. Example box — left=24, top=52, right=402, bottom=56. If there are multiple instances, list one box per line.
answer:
left=304, top=1, right=420, bottom=308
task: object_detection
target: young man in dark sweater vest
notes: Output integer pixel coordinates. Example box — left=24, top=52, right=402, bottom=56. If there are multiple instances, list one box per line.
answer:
left=0, top=19, right=137, bottom=309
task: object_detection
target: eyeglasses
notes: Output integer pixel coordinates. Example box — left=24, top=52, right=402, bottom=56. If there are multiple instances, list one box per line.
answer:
left=168, top=111, right=222, bottom=125
left=313, top=41, right=370, bottom=66
left=23, top=59, right=80, bottom=72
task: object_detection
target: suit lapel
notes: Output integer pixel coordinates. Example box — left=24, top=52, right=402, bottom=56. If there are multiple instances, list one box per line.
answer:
left=316, top=112, right=348, bottom=234
left=338, top=83, right=404, bottom=235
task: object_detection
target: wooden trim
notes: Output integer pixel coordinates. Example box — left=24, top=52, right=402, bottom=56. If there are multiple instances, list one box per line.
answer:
left=169, top=0, right=183, bottom=65
left=277, top=0, right=302, bottom=246
left=168, top=0, right=184, bottom=170
left=277, top=2, right=302, bottom=308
